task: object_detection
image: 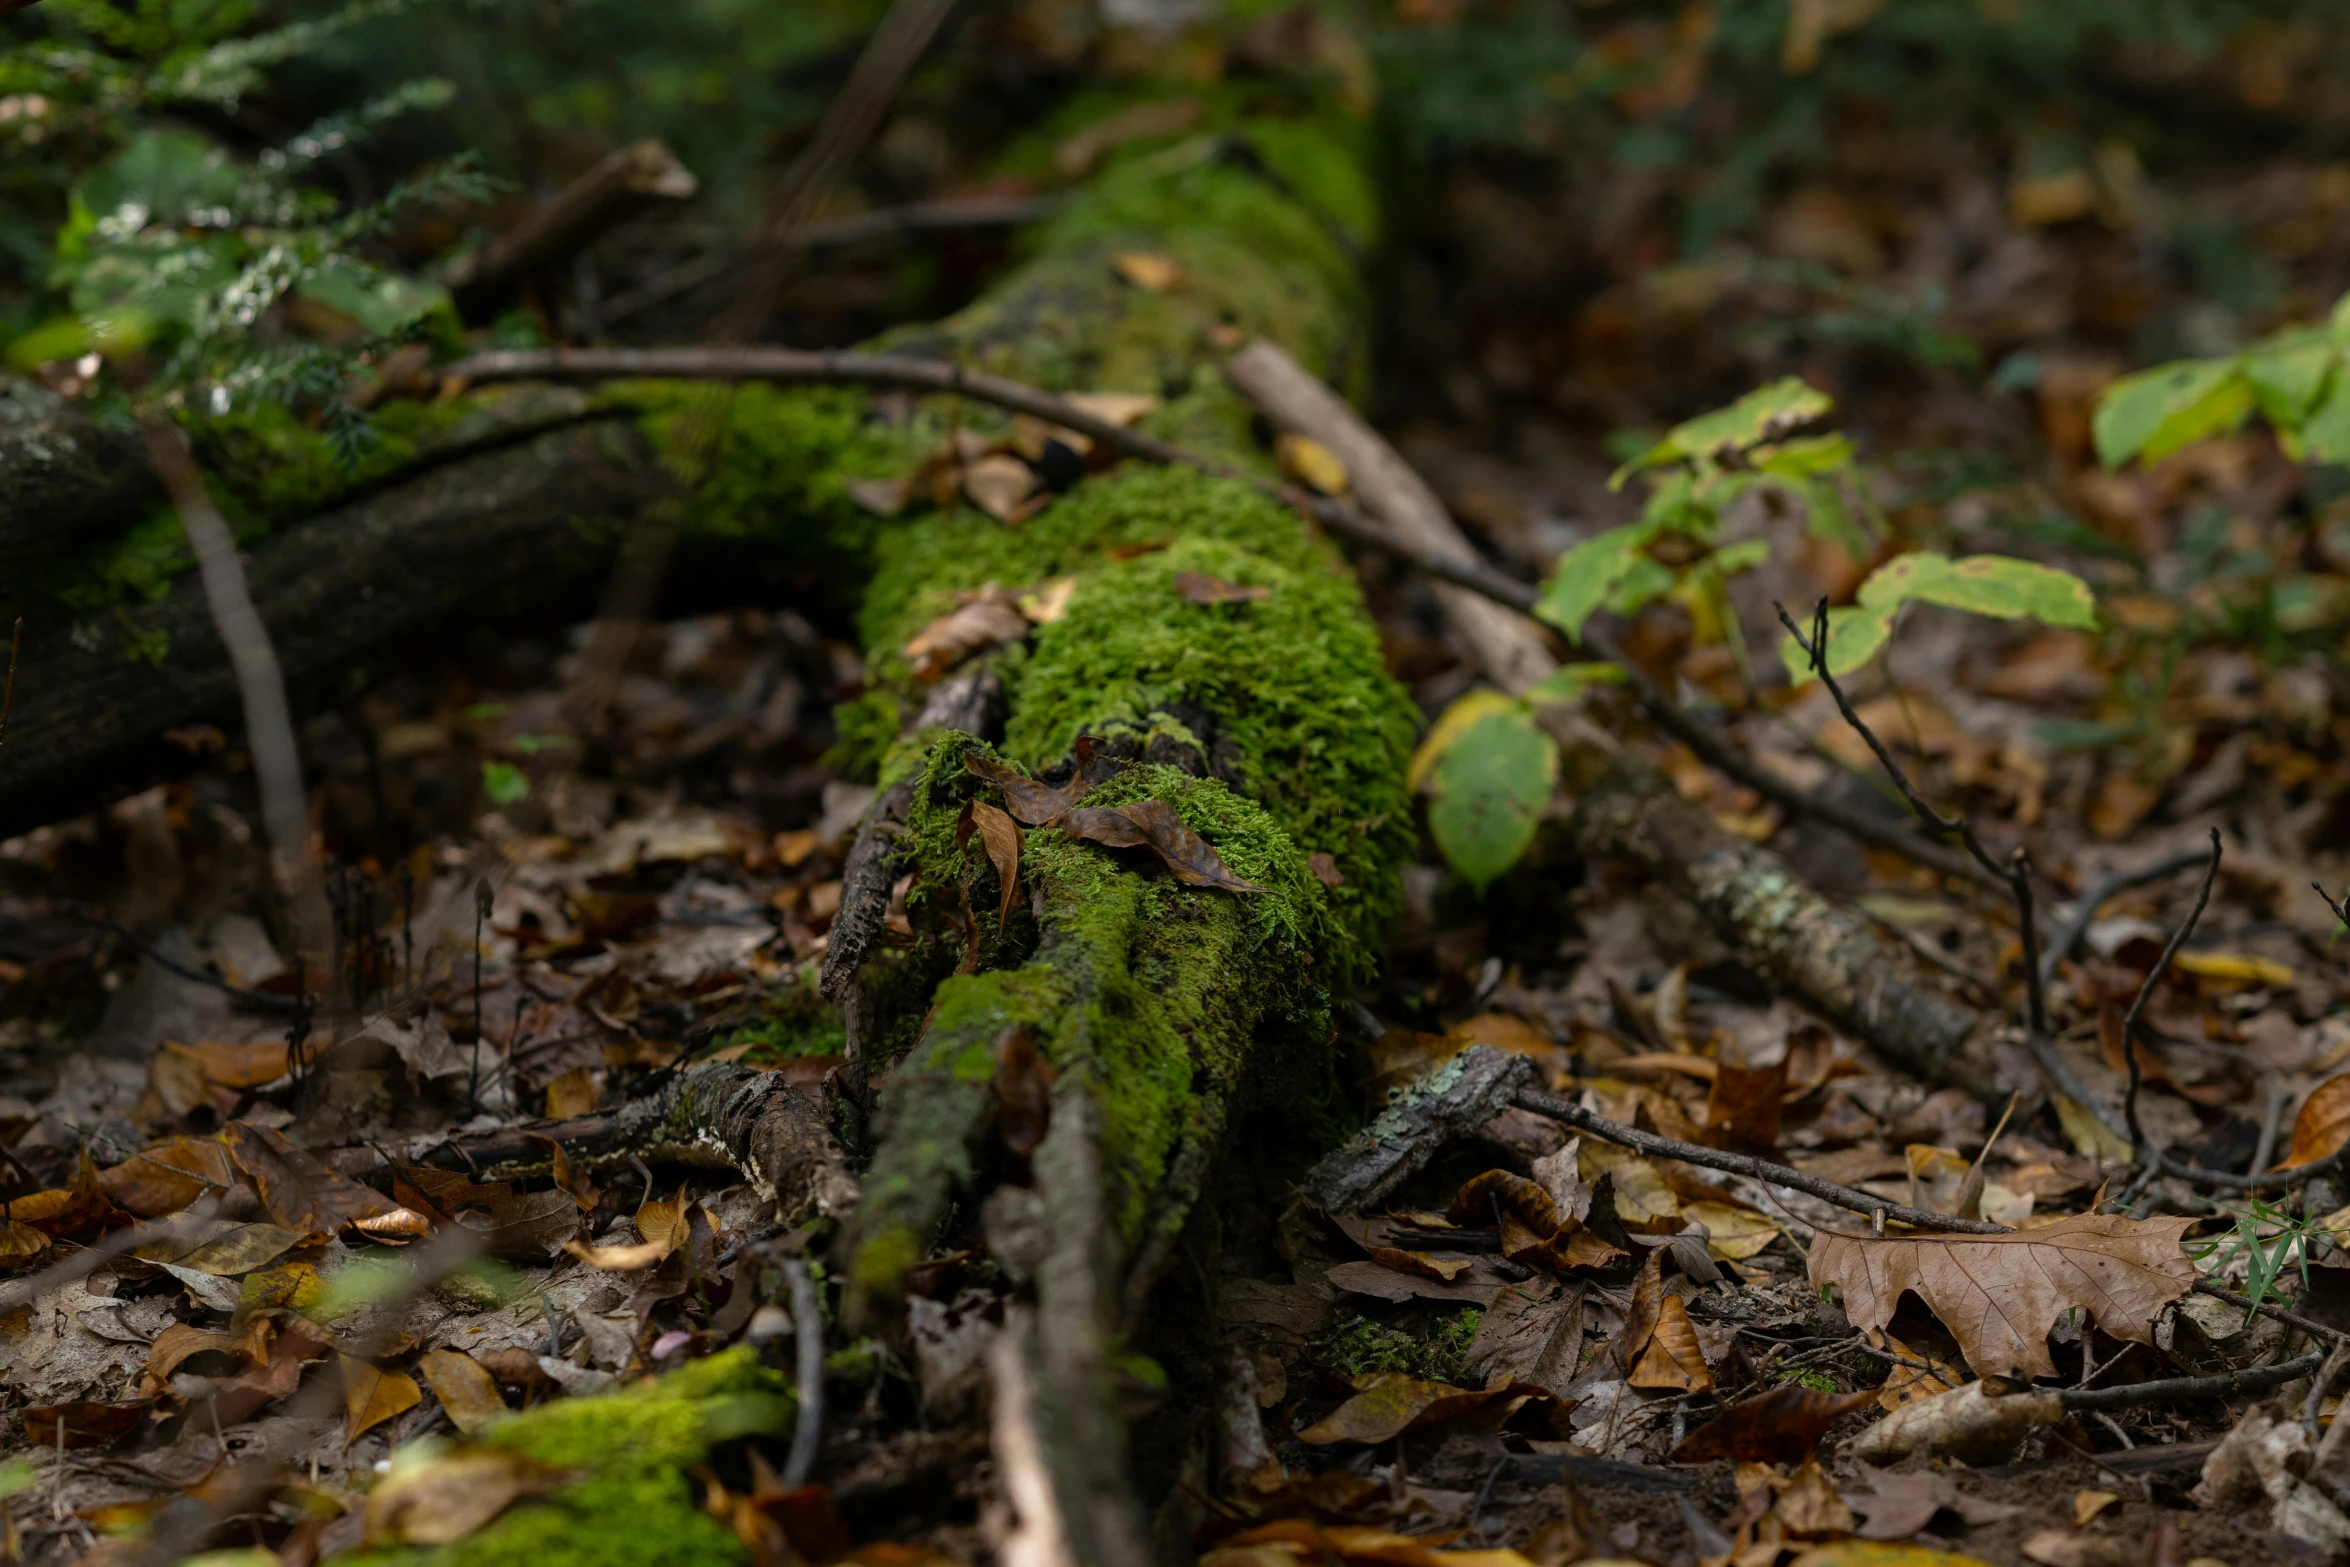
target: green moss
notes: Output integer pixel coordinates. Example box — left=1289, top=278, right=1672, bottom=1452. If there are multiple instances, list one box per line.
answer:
left=726, top=968, right=848, bottom=1063
left=344, top=1349, right=789, bottom=1567
left=1314, top=1306, right=1486, bottom=1385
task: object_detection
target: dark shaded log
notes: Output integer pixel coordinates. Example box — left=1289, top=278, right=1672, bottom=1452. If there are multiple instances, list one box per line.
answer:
left=0, top=379, right=161, bottom=556
left=0, top=412, right=667, bottom=838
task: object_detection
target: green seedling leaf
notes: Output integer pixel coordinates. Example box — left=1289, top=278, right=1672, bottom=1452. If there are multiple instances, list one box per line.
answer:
left=1610, top=376, right=1832, bottom=486
left=2242, top=330, right=2337, bottom=428
left=2093, top=356, right=2253, bottom=469
left=1606, top=554, right=1676, bottom=619
left=1778, top=553, right=2097, bottom=681
left=1536, top=524, right=1648, bottom=641
left=1407, top=688, right=1521, bottom=794
left=1426, top=706, right=1555, bottom=892
left=1524, top=662, right=1627, bottom=706
left=480, top=760, right=529, bottom=805
left=2296, top=375, right=2350, bottom=464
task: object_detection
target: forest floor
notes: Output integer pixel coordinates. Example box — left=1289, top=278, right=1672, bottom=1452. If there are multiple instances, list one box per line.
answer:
left=10, top=36, right=2350, bottom=1567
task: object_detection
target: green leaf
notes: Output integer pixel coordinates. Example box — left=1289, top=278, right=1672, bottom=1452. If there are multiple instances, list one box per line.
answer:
left=1610, top=377, right=1832, bottom=486
left=1605, top=554, right=1676, bottom=619
left=2092, top=357, right=2253, bottom=469
left=1753, top=431, right=1855, bottom=479
left=1778, top=604, right=1890, bottom=683
left=1524, top=662, right=1627, bottom=706
left=1406, top=688, right=1521, bottom=794
left=297, top=258, right=449, bottom=336
left=1427, top=707, right=1556, bottom=891
left=1710, top=539, right=1770, bottom=576
left=1535, top=525, right=1646, bottom=641
left=1782, top=552, right=2100, bottom=681
left=2242, top=330, right=2337, bottom=429
left=2297, top=374, right=2350, bottom=464
left=1858, top=552, right=2098, bottom=629
left=480, top=760, right=530, bottom=805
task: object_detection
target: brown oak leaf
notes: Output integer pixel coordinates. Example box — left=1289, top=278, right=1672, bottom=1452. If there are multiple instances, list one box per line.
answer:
left=963, top=744, right=1095, bottom=826
left=1806, top=1212, right=2196, bottom=1378
left=1052, top=800, right=1264, bottom=892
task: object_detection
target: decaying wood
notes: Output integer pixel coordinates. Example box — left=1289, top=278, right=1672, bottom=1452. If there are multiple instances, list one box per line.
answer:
left=1301, top=1044, right=1536, bottom=1214
left=1226, top=339, right=1559, bottom=697
left=0, top=379, right=160, bottom=556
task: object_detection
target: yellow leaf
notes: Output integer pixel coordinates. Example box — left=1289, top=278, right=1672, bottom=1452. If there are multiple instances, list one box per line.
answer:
left=365, top=1445, right=566, bottom=1546
left=2052, top=1094, right=2132, bottom=1165
left=1790, top=1544, right=2002, bottom=1567
left=418, top=1349, right=511, bottom=1435
left=1577, top=1137, right=1679, bottom=1229
left=1407, top=689, right=1522, bottom=795
left=2170, top=950, right=2294, bottom=989
left=1680, top=1200, right=1781, bottom=1261
left=2073, top=1488, right=2118, bottom=1526
left=342, top=1355, right=422, bottom=1445
left=1017, top=577, right=1079, bottom=625
left=1628, top=1294, right=1713, bottom=1392
left=1111, top=252, right=1185, bottom=291
left=1275, top=432, right=1349, bottom=496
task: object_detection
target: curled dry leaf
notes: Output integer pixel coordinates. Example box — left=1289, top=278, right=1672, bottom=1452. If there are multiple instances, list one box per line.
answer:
left=1866, top=1329, right=1961, bottom=1411
left=1308, top=851, right=1344, bottom=888
left=418, top=1348, right=511, bottom=1435
left=1018, top=576, right=1079, bottom=624
left=163, top=1039, right=293, bottom=1089
left=1578, top=1138, right=1678, bottom=1230
left=1054, top=800, right=1265, bottom=892
left=0, top=1218, right=45, bottom=1266
left=1175, top=570, right=1273, bottom=606
left=2281, top=1072, right=2350, bottom=1169
left=343, top=1354, right=423, bottom=1444
left=1844, top=1379, right=2064, bottom=1465
left=365, top=1446, right=568, bottom=1546
left=1772, top=1460, right=1856, bottom=1540
left=1670, top=1384, right=1877, bottom=1464
left=994, top=1025, right=1056, bottom=1160
left=902, top=596, right=1031, bottom=681
left=963, top=800, right=1024, bottom=925
left=7, top=1150, right=114, bottom=1236
left=225, top=1121, right=418, bottom=1240
left=963, top=746, right=1093, bottom=826
left=1627, top=1294, right=1712, bottom=1392
left=962, top=452, right=1043, bottom=524
left=1807, top=1212, right=2196, bottom=1378
left=136, top=1218, right=306, bottom=1276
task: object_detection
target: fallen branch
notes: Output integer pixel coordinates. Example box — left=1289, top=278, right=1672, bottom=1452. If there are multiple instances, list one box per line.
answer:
left=2057, top=1350, right=2324, bottom=1413
left=440, top=342, right=1976, bottom=884
left=440, top=140, right=699, bottom=307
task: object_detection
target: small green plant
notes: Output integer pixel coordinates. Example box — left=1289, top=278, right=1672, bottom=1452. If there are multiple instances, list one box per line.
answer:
left=1410, top=379, right=2096, bottom=894
left=3, top=0, right=488, bottom=459
left=2186, top=1195, right=2326, bottom=1324
left=1779, top=1368, right=1840, bottom=1395
left=1314, top=1306, right=1484, bottom=1384
left=2095, top=293, right=2350, bottom=470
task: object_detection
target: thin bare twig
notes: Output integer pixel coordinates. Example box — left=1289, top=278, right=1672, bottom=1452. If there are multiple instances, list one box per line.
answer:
left=2059, top=1349, right=2324, bottom=1413
left=2304, top=1345, right=2350, bottom=1437
left=2041, top=847, right=2216, bottom=985
left=138, top=418, right=328, bottom=962
left=782, top=1257, right=825, bottom=1487
left=1510, top=1087, right=2009, bottom=1235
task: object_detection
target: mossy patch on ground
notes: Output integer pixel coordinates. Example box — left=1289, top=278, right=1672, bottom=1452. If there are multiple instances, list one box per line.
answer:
left=344, top=1349, right=790, bottom=1567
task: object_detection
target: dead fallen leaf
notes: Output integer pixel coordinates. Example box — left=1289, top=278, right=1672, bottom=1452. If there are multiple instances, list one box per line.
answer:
left=138, top=1218, right=307, bottom=1276
left=1844, top=1463, right=2026, bottom=1540
left=164, top=1040, right=293, bottom=1089
left=1053, top=799, right=1264, bottom=892
left=902, top=596, right=1030, bottom=681
left=225, top=1121, right=418, bottom=1240
left=1295, top=1374, right=1507, bottom=1445
left=1018, top=577, right=1079, bottom=624
left=1276, top=432, right=1349, bottom=496
left=22, top=1399, right=150, bottom=1449
left=966, top=801, right=1024, bottom=926
left=964, top=746, right=1093, bottom=825
left=0, top=1218, right=46, bottom=1266
left=1867, top=1328, right=1962, bottom=1412
left=995, top=1025, right=1056, bottom=1160
left=543, top=1067, right=598, bottom=1120
left=1808, top=1212, right=2196, bottom=1378
left=2171, top=950, right=2294, bottom=990
left=963, top=453, right=1042, bottom=524
left=525, top=1134, right=600, bottom=1213
left=1459, top=1278, right=1584, bottom=1397
left=1628, top=1293, right=1712, bottom=1391
left=1578, top=1138, right=1678, bottom=1230
left=1175, top=570, right=1272, bottom=606
left=145, top=1322, right=242, bottom=1390
left=1309, top=852, right=1344, bottom=888
left=1671, top=1384, right=1877, bottom=1463
left=1111, top=251, right=1185, bottom=292
left=210, top=1315, right=334, bottom=1427
left=365, top=1445, right=566, bottom=1545
left=2073, top=1489, right=2118, bottom=1526
left=1680, top=1200, right=1779, bottom=1262
left=1703, top=1059, right=1786, bottom=1155
left=419, top=1349, right=511, bottom=1435
left=342, top=1355, right=422, bottom=1444
left=1772, top=1460, right=1855, bottom=1539
left=100, top=1136, right=238, bottom=1217
left=2282, top=1073, right=2350, bottom=1169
